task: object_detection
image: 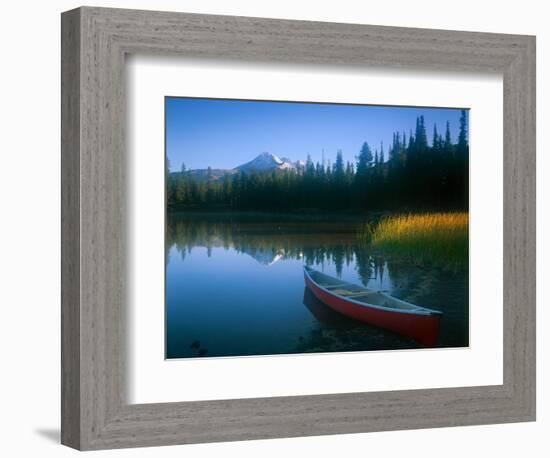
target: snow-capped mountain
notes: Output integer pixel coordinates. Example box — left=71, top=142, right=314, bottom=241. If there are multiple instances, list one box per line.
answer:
left=173, top=152, right=304, bottom=182
left=235, top=152, right=295, bottom=173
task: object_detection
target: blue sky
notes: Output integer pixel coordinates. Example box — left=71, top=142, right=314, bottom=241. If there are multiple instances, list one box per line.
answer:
left=166, top=97, right=467, bottom=171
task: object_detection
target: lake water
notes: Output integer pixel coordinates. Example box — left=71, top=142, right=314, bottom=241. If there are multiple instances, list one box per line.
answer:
left=166, top=213, right=469, bottom=359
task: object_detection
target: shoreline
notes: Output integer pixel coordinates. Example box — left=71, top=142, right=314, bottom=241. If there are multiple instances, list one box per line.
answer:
left=166, top=208, right=468, bottom=222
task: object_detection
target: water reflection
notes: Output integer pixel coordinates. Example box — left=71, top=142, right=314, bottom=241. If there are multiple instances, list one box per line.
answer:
left=166, top=213, right=468, bottom=358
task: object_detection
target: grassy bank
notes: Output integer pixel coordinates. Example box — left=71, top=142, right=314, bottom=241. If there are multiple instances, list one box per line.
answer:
left=359, top=212, right=469, bottom=270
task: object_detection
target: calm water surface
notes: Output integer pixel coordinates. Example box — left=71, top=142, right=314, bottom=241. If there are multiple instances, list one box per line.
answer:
left=166, top=213, right=468, bottom=358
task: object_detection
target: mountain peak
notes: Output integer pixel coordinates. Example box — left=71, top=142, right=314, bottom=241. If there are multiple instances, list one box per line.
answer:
left=172, top=152, right=303, bottom=182
left=236, top=152, right=294, bottom=172
left=259, top=151, right=283, bottom=164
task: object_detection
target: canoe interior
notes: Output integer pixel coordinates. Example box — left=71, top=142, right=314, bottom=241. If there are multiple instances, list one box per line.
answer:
left=304, top=266, right=430, bottom=313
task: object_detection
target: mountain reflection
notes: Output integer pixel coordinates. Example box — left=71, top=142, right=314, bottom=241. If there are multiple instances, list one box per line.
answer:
left=167, top=213, right=382, bottom=285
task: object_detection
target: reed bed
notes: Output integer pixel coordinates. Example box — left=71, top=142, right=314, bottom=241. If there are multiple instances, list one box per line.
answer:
left=359, top=212, right=469, bottom=269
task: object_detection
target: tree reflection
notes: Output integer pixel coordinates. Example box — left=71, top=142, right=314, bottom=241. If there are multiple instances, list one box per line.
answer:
left=166, top=213, right=466, bottom=299
left=167, top=213, right=365, bottom=276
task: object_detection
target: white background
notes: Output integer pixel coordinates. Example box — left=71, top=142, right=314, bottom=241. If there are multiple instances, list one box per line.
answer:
left=129, top=58, right=503, bottom=403
left=0, top=1, right=546, bottom=457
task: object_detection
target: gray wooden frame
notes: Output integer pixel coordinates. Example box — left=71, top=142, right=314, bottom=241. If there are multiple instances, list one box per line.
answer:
left=61, top=6, right=536, bottom=451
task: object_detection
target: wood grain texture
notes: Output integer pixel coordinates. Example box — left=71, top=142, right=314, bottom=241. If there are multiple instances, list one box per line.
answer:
left=60, top=7, right=81, bottom=449
left=61, top=6, right=536, bottom=450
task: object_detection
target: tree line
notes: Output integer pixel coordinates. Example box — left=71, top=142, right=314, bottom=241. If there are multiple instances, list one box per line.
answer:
left=167, top=111, right=468, bottom=212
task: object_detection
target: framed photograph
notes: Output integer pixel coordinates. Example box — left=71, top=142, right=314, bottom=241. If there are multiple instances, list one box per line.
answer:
left=164, top=98, right=468, bottom=357
left=61, top=6, right=535, bottom=450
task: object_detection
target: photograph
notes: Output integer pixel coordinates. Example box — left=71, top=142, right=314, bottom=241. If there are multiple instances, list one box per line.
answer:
left=165, top=97, right=469, bottom=359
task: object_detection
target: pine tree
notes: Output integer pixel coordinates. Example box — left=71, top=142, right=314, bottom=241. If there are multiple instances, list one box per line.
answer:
left=457, top=110, right=468, bottom=155
left=415, top=116, right=428, bottom=151
left=345, top=161, right=354, bottom=183
left=444, top=121, right=452, bottom=154
left=408, top=130, right=414, bottom=150
left=356, top=142, right=373, bottom=178
left=305, top=154, right=315, bottom=177
left=432, top=124, right=440, bottom=150
left=222, top=173, right=232, bottom=206
left=334, top=149, right=345, bottom=182
left=315, top=161, right=325, bottom=179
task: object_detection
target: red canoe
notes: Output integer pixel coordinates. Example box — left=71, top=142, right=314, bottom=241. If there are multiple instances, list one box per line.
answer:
left=303, top=266, right=442, bottom=346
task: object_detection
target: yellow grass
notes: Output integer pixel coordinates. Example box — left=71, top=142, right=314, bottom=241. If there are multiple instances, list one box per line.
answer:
left=360, top=212, right=469, bottom=269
